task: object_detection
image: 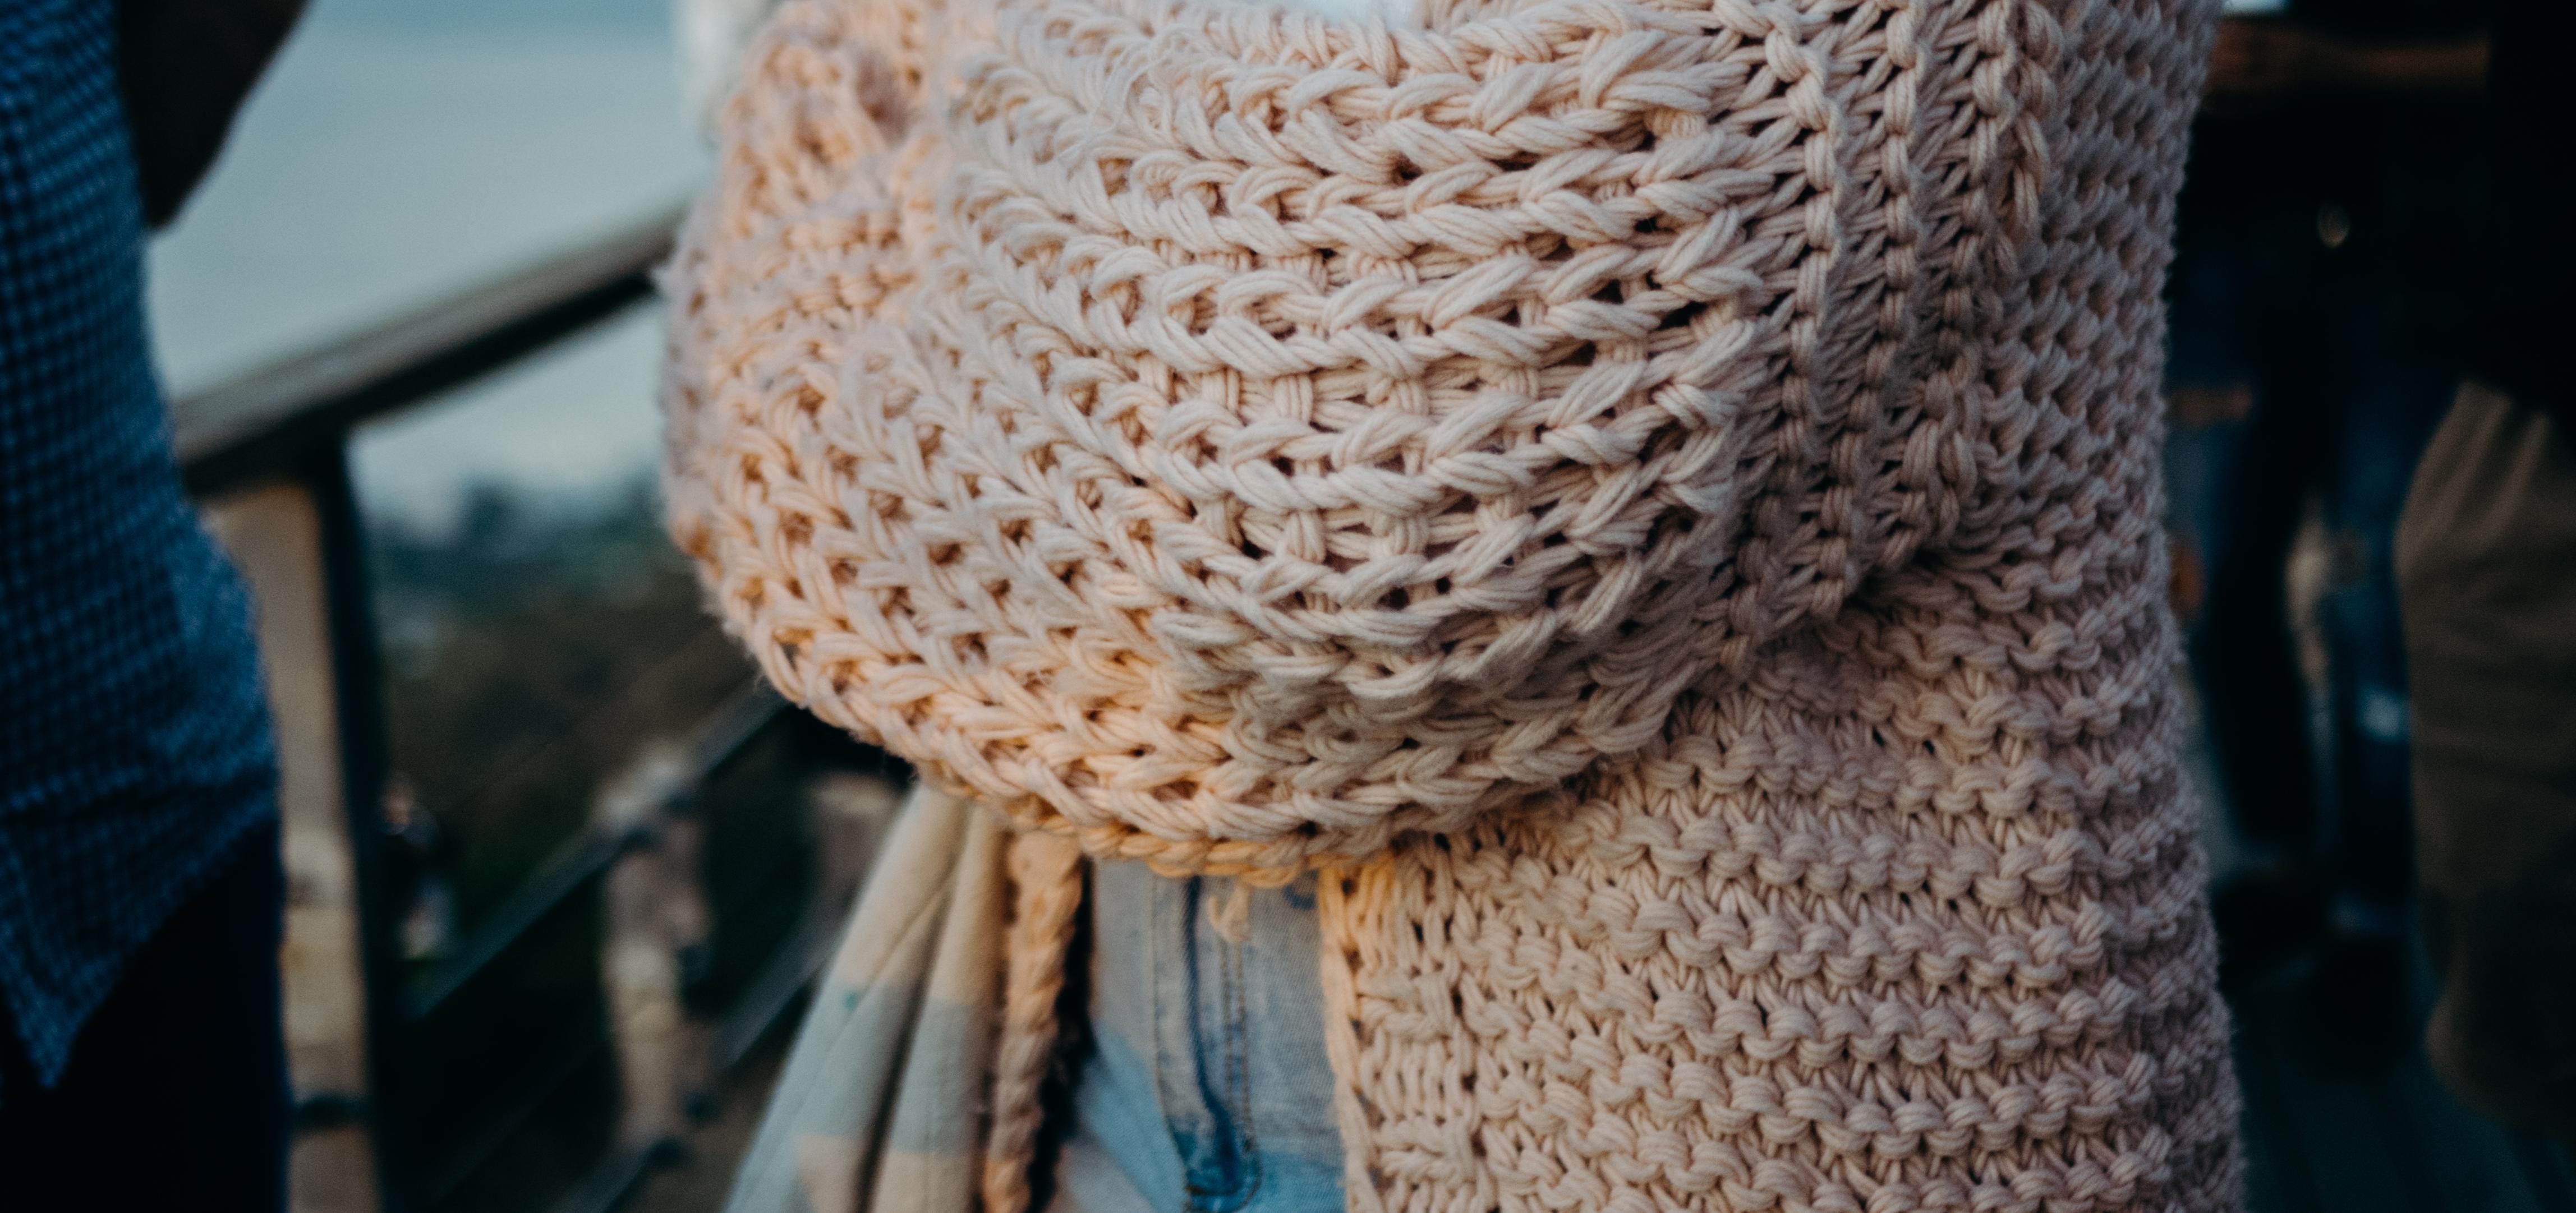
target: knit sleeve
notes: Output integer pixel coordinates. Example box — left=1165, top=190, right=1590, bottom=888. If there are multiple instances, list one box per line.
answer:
left=664, top=0, right=2063, bottom=875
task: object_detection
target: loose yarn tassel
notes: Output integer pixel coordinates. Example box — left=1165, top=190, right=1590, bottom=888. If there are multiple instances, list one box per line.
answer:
left=981, top=830, right=1084, bottom=1213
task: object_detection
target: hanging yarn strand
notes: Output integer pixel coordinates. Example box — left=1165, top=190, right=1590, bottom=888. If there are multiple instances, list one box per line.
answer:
left=982, top=831, right=1084, bottom=1213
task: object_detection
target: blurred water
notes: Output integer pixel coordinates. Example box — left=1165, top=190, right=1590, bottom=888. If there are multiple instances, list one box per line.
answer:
left=150, top=0, right=706, bottom=533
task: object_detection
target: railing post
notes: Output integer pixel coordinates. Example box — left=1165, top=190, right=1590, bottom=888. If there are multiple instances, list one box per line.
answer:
left=206, top=478, right=380, bottom=1213
left=309, top=444, right=416, bottom=1213
left=205, top=445, right=413, bottom=1213
left=596, top=745, right=712, bottom=1156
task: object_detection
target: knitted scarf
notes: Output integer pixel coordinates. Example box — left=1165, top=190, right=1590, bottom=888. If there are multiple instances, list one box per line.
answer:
left=662, top=0, right=2242, bottom=1205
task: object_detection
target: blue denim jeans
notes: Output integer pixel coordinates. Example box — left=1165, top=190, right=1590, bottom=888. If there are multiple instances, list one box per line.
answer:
left=1048, top=862, right=1344, bottom=1213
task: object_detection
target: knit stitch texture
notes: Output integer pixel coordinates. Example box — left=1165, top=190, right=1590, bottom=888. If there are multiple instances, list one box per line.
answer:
left=663, top=0, right=2241, bottom=1205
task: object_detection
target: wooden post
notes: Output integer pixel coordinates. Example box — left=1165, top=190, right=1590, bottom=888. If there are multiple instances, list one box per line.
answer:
left=204, top=483, right=384, bottom=1213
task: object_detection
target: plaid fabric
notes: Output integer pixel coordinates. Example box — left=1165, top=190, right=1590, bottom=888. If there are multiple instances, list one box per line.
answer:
left=726, top=786, right=1004, bottom=1213
left=0, top=0, right=277, bottom=1093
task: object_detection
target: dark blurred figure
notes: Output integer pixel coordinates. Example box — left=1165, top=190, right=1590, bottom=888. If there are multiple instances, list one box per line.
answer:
left=0, top=0, right=303, bottom=1207
left=2395, top=3, right=2576, bottom=1133
left=2164, top=3, right=2488, bottom=1062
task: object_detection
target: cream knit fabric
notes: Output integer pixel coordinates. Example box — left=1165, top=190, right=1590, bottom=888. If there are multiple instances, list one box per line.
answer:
left=663, top=0, right=2241, bottom=1205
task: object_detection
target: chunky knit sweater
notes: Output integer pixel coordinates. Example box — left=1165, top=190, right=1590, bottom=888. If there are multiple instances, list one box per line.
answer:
left=662, top=0, right=2241, bottom=1206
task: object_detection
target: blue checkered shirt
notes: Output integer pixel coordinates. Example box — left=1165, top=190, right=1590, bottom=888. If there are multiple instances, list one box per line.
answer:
left=0, top=0, right=279, bottom=1092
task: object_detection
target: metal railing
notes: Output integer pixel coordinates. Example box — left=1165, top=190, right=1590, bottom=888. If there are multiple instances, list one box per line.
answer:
left=180, top=207, right=885, bottom=1213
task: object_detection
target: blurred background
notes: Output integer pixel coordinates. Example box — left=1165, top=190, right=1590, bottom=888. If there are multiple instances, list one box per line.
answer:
left=160, top=1, right=2576, bottom=1211
left=166, top=3, right=901, bottom=1211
